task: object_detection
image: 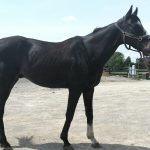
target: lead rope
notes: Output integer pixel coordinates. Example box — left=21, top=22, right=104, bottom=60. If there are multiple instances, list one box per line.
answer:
left=123, top=34, right=150, bottom=77
left=123, top=33, right=150, bottom=75
left=140, top=52, right=150, bottom=77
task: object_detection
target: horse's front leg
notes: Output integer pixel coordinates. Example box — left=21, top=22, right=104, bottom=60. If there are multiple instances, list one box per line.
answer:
left=83, top=87, right=101, bottom=148
left=60, top=88, right=82, bottom=150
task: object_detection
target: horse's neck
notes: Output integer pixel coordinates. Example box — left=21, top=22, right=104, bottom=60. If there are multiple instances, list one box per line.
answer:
left=83, top=23, right=121, bottom=68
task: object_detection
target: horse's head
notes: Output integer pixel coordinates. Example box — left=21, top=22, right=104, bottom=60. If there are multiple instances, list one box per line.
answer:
left=116, top=6, right=150, bottom=55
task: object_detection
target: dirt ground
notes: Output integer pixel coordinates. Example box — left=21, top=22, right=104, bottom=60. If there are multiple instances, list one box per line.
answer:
left=2, top=76, right=150, bottom=150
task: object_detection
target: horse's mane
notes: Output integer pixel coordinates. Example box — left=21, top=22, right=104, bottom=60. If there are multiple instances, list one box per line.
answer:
left=92, top=24, right=112, bottom=34
left=93, top=27, right=102, bottom=33
left=86, top=23, right=114, bottom=37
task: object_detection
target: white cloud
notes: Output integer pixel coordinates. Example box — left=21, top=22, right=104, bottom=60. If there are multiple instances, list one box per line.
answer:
left=61, top=16, right=77, bottom=22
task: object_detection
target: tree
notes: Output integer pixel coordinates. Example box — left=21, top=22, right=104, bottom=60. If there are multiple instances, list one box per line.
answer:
left=105, top=52, right=124, bottom=71
left=124, top=56, right=131, bottom=68
left=135, top=57, right=145, bottom=69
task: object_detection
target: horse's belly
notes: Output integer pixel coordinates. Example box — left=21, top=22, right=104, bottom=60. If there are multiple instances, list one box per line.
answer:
left=26, top=75, right=68, bottom=88
left=22, top=68, right=69, bottom=88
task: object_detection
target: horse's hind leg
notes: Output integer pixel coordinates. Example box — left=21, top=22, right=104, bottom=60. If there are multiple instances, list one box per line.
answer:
left=0, top=72, right=18, bottom=150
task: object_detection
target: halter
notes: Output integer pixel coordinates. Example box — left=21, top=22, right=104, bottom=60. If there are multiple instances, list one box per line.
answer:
left=115, top=23, right=145, bottom=52
left=115, top=23, right=150, bottom=76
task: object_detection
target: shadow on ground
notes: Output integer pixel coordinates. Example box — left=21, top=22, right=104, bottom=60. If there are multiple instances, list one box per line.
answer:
left=13, top=136, right=150, bottom=150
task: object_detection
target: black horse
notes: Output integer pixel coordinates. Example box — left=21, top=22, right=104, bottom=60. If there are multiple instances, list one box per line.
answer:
left=0, top=6, right=150, bottom=150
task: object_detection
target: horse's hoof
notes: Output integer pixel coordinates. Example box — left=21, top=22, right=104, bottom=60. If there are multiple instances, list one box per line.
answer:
left=63, top=145, right=74, bottom=150
left=91, top=142, right=102, bottom=149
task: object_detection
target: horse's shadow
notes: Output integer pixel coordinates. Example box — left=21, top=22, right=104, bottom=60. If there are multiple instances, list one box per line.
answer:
left=13, top=136, right=150, bottom=150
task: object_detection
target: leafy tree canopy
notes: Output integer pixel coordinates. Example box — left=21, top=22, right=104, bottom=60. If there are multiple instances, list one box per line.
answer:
left=105, top=52, right=124, bottom=71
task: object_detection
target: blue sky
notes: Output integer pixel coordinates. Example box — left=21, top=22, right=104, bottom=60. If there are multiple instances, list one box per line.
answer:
left=0, top=0, right=150, bottom=61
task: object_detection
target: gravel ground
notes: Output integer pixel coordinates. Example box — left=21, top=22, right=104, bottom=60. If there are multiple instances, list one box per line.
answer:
left=2, top=77, right=150, bottom=150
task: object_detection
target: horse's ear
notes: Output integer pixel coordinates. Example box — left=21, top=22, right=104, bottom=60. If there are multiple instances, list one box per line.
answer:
left=132, top=7, right=138, bottom=16
left=125, top=5, right=133, bottom=20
